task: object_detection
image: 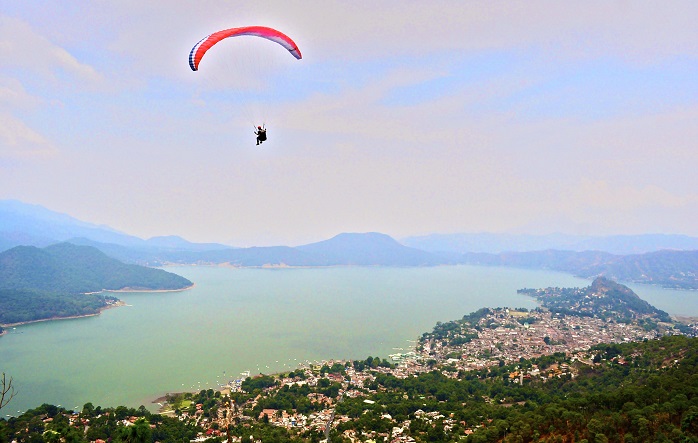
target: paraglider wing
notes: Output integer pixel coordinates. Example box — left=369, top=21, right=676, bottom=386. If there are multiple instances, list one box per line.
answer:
left=189, top=26, right=302, bottom=71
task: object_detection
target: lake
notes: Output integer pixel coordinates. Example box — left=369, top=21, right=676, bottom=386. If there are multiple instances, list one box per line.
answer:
left=1, top=265, right=696, bottom=416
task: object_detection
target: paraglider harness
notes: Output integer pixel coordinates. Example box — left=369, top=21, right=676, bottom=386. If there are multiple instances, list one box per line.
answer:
left=255, top=125, right=267, bottom=145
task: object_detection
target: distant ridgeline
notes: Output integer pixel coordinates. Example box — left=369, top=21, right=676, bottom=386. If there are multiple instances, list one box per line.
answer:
left=0, top=243, right=192, bottom=325
left=462, top=249, right=698, bottom=290
left=3, top=197, right=698, bottom=289
left=518, top=276, right=673, bottom=325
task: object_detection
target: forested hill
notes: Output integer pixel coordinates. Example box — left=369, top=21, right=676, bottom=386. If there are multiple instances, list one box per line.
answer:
left=0, top=243, right=192, bottom=325
left=519, top=276, right=672, bottom=323
left=0, top=242, right=192, bottom=293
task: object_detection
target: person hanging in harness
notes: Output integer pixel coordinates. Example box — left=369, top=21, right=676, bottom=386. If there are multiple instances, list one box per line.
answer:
left=255, top=125, right=267, bottom=145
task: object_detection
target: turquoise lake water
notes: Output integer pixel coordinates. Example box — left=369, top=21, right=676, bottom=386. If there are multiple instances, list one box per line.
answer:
left=1, top=265, right=695, bottom=416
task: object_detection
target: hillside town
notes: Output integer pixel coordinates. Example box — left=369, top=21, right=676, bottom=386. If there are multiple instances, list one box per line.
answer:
left=417, top=307, right=666, bottom=372
left=159, top=292, right=694, bottom=442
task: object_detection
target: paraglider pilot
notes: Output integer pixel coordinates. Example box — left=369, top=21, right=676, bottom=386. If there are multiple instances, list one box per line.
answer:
left=255, top=125, right=267, bottom=145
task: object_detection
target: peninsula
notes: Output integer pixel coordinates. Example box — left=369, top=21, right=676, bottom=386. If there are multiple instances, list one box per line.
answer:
left=0, top=242, right=192, bottom=326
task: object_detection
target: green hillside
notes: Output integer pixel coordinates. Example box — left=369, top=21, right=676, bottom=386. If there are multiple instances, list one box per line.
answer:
left=0, top=242, right=192, bottom=325
left=0, top=242, right=192, bottom=293
left=519, top=276, right=672, bottom=323
left=0, top=289, right=120, bottom=325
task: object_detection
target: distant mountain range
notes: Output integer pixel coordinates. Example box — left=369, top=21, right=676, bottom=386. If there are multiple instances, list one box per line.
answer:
left=0, top=199, right=232, bottom=252
left=2, top=199, right=698, bottom=288
left=459, top=249, right=698, bottom=290
left=401, top=232, right=698, bottom=255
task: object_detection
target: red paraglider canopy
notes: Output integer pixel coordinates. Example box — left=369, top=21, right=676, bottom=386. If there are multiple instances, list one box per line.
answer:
left=189, top=26, right=302, bottom=71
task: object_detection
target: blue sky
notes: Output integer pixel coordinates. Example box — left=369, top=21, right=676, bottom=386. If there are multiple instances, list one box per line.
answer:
left=1, top=1, right=697, bottom=246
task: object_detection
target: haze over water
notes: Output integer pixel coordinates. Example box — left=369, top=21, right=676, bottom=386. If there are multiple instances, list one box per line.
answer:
left=1, top=265, right=695, bottom=416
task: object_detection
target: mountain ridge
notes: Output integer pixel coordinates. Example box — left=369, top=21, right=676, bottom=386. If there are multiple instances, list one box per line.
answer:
left=296, top=232, right=440, bottom=266
left=0, top=242, right=193, bottom=294
left=461, top=249, right=698, bottom=289
left=2, top=199, right=698, bottom=288
left=402, top=232, right=698, bottom=255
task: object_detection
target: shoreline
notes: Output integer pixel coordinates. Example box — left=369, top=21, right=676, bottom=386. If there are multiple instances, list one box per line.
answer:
left=0, top=284, right=194, bottom=330
left=0, top=300, right=128, bottom=329
left=159, top=263, right=698, bottom=291
left=86, top=283, right=195, bottom=295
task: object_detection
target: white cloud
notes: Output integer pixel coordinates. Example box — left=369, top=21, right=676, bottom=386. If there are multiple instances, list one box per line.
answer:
left=0, top=112, right=56, bottom=159
left=0, top=76, right=41, bottom=109
left=278, top=1, right=698, bottom=63
left=1, top=1, right=697, bottom=242
left=20, top=1, right=697, bottom=79
left=0, top=16, right=104, bottom=86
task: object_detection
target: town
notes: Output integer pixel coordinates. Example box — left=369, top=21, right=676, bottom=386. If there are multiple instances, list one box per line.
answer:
left=155, top=287, right=693, bottom=442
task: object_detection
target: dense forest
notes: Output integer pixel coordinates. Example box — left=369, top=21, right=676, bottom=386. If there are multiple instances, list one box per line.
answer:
left=0, top=289, right=121, bottom=325
left=333, top=336, right=698, bottom=442
left=0, top=242, right=192, bottom=325
left=0, top=403, right=198, bottom=443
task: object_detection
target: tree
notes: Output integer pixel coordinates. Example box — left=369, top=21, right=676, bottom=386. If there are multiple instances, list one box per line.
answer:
left=82, top=402, right=96, bottom=417
left=681, top=406, right=698, bottom=434
left=0, top=373, right=17, bottom=411
left=117, top=418, right=152, bottom=443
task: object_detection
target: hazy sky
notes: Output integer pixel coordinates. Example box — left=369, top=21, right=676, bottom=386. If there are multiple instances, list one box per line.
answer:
left=1, top=1, right=697, bottom=246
